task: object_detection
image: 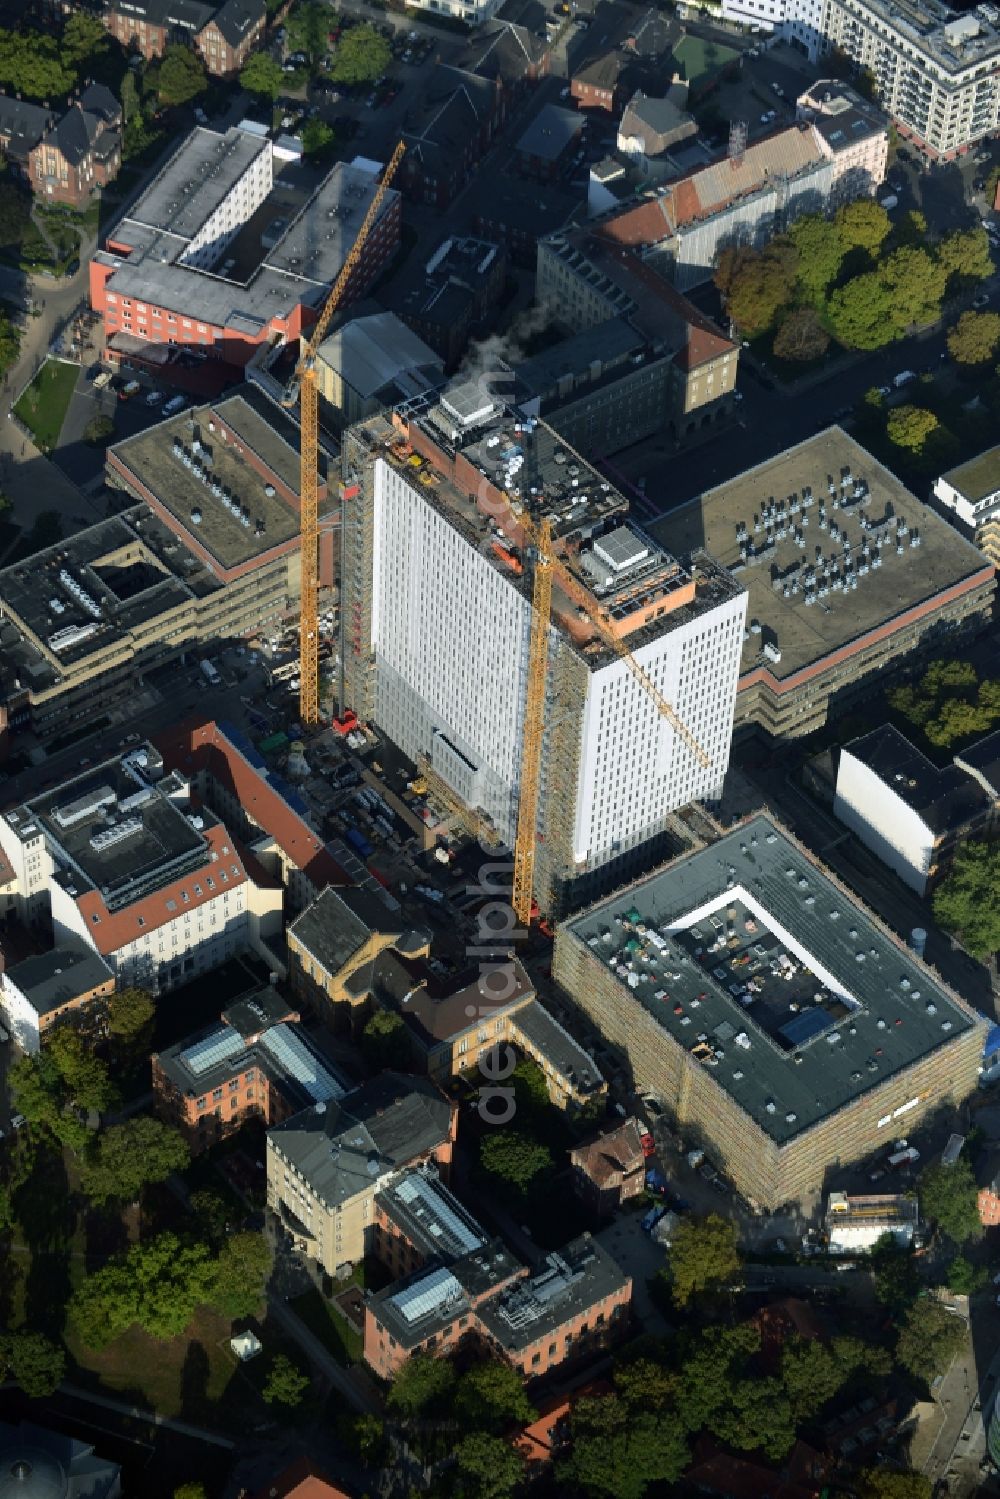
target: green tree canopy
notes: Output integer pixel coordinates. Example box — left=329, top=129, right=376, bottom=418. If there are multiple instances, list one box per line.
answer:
left=871, top=1235, right=921, bottom=1315
left=787, top=214, right=845, bottom=300
left=559, top=1393, right=690, bottom=1499
left=79, top=1117, right=190, bottom=1205
left=711, top=1375, right=796, bottom=1460
left=62, top=12, right=109, bottom=68
left=674, top=1323, right=759, bottom=1432
left=895, top=1298, right=967, bottom=1384
left=302, top=118, right=335, bottom=159
left=919, top=1158, right=982, bottom=1244
left=945, top=1254, right=987, bottom=1295
left=454, top=1433, right=526, bottom=1499
left=937, top=225, right=993, bottom=287
left=859, top=1469, right=933, bottom=1499
left=664, top=1213, right=741, bottom=1306
left=286, top=0, right=335, bottom=66
left=240, top=50, right=285, bottom=100
left=262, top=1352, right=309, bottom=1407
left=0, top=32, right=74, bottom=102
left=772, top=306, right=830, bottom=363
left=947, top=309, right=1000, bottom=366
left=189, top=1189, right=230, bottom=1244
left=455, top=1358, right=535, bottom=1432
left=68, top=1232, right=218, bottom=1348
left=479, top=1129, right=553, bottom=1197
left=0, top=309, right=21, bottom=377
left=108, top=986, right=156, bottom=1041
left=48, top=1028, right=116, bottom=1113
left=3, top=1330, right=66, bottom=1398
left=173, top=1484, right=207, bottom=1499
left=932, top=841, right=1000, bottom=957
left=84, top=414, right=115, bottom=446
left=881, top=246, right=948, bottom=330
left=886, top=403, right=939, bottom=454
left=780, top=1335, right=847, bottom=1421
left=157, top=45, right=207, bottom=106
left=387, top=1350, right=456, bottom=1416
left=835, top=198, right=892, bottom=255
left=212, top=1231, right=271, bottom=1318
left=827, top=271, right=893, bottom=349
left=330, top=25, right=392, bottom=86
left=360, top=1008, right=412, bottom=1071
left=716, top=242, right=798, bottom=336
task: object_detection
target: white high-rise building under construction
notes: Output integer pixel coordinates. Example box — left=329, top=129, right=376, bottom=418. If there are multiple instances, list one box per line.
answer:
left=340, top=383, right=747, bottom=913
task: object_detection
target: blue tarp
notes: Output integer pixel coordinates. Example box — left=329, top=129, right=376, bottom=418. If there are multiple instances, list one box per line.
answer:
left=985, top=1023, right=1000, bottom=1059
left=779, top=1008, right=833, bottom=1047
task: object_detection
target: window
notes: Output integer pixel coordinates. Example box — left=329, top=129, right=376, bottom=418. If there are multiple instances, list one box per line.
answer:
left=212, top=1088, right=223, bottom=1102
left=196, top=1096, right=206, bottom=1110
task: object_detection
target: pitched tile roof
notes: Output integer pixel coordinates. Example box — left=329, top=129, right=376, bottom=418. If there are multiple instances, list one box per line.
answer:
left=570, top=1117, right=644, bottom=1185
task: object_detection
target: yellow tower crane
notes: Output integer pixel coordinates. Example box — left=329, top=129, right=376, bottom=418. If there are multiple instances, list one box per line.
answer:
left=285, top=140, right=406, bottom=728
left=511, top=507, right=710, bottom=927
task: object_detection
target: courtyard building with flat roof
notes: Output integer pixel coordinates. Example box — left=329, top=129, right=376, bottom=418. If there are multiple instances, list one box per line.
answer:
left=553, top=812, right=986, bottom=1208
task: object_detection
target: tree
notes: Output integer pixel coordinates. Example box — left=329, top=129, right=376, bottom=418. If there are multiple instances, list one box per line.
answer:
left=240, top=50, right=284, bottom=101
left=360, top=1008, right=412, bottom=1071
left=79, top=1117, right=190, bottom=1205
left=84, top=414, right=114, bottom=445
left=121, top=68, right=140, bottom=124
left=286, top=0, right=335, bottom=67
left=718, top=242, right=799, bottom=336
left=780, top=1335, right=846, bottom=1420
left=0, top=33, right=74, bottom=102
left=787, top=214, right=845, bottom=301
left=68, top=1233, right=218, bottom=1348
left=455, top=1359, right=535, bottom=1432
left=157, top=45, right=207, bottom=107
left=173, top=1485, right=207, bottom=1499
left=262, top=1352, right=309, bottom=1407
left=985, top=165, right=1000, bottom=211
left=947, top=309, right=1000, bottom=366
left=674, top=1322, right=759, bottom=1432
left=454, top=1434, right=526, bottom=1499
left=858, top=1470, right=933, bottom=1499
left=937, top=225, right=993, bottom=287
left=108, top=986, right=156, bottom=1042
left=0, top=309, right=20, bottom=377
left=871, top=1235, right=921, bottom=1315
left=773, top=307, right=830, bottom=363
left=479, top=1130, right=553, bottom=1197
left=836, top=199, right=892, bottom=256
left=62, top=12, right=109, bottom=69
left=48, top=1028, right=116, bottom=1113
left=664, top=1213, right=741, bottom=1306
left=894, top=208, right=927, bottom=247
left=919, top=1158, right=982, bottom=1244
left=711, top=1375, right=797, bottom=1460
left=881, top=246, right=948, bottom=331
left=387, top=1351, right=456, bottom=1416
left=5, top=1331, right=65, bottom=1397
left=613, top=1355, right=677, bottom=1413
left=945, top=1255, right=987, bottom=1295
left=827, top=271, right=894, bottom=350
left=330, top=25, right=392, bottom=87
left=189, top=1189, right=230, bottom=1244
left=301, top=118, right=335, bottom=159
left=212, top=1231, right=271, bottom=1318
left=886, top=403, right=939, bottom=454
left=896, top=1299, right=967, bottom=1385
left=933, top=842, right=1000, bottom=958
left=560, top=1393, right=689, bottom=1499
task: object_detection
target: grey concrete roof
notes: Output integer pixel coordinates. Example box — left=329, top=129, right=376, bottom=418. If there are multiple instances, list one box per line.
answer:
left=564, top=812, right=983, bottom=1145
left=2, top=947, right=114, bottom=1016
left=268, top=1072, right=453, bottom=1208
left=263, top=161, right=399, bottom=291
left=842, top=725, right=990, bottom=836
left=513, top=999, right=603, bottom=1094
left=318, top=313, right=442, bottom=400
left=514, top=317, right=644, bottom=399
left=128, top=126, right=270, bottom=242
left=477, top=1234, right=629, bottom=1351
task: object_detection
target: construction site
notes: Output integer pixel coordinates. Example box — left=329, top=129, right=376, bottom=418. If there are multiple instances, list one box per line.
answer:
left=338, top=381, right=747, bottom=916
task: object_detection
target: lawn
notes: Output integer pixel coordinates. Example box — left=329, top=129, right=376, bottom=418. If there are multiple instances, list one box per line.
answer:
left=14, top=358, right=80, bottom=454
left=290, top=1285, right=363, bottom=1366
left=64, top=1305, right=238, bottom=1419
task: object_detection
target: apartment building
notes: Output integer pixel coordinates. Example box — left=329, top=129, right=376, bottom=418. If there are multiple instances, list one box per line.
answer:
left=822, top=0, right=1000, bottom=158
left=266, top=1072, right=457, bottom=1269
left=0, top=946, right=115, bottom=1054
left=153, top=987, right=349, bottom=1152
left=403, top=0, right=503, bottom=29
left=0, top=87, right=121, bottom=207
left=365, top=1233, right=631, bottom=1380
left=653, top=427, right=996, bottom=742
left=934, top=441, right=1000, bottom=562
left=386, top=235, right=508, bottom=368
left=104, top=0, right=266, bottom=76
left=340, top=398, right=747, bottom=915
left=0, top=744, right=282, bottom=993
left=554, top=813, right=987, bottom=1209
left=89, top=130, right=400, bottom=375
left=595, top=96, right=887, bottom=293
left=535, top=230, right=740, bottom=419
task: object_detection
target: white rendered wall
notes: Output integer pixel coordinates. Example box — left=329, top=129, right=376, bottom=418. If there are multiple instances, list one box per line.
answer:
left=834, top=749, right=934, bottom=894
left=0, top=976, right=40, bottom=1054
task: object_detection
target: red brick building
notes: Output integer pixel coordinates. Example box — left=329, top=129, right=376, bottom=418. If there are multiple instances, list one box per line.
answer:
left=569, top=1118, right=645, bottom=1216
left=28, top=85, right=121, bottom=208
left=104, top=0, right=265, bottom=76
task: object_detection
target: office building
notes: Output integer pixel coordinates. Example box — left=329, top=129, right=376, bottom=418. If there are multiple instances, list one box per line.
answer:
left=0, top=743, right=282, bottom=992
left=153, top=987, right=349, bottom=1152
left=825, top=1191, right=920, bottom=1251
left=90, top=131, right=400, bottom=376
left=536, top=229, right=740, bottom=419
left=0, top=946, right=115, bottom=1054
left=365, top=1232, right=631, bottom=1380
left=104, top=0, right=266, bottom=77
left=266, top=1072, right=457, bottom=1269
left=316, top=310, right=444, bottom=428
left=553, top=812, right=987, bottom=1208
left=833, top=724, right=993, bottom=895
left=821, top=0, right=1000, bottom=159
left=340, top=397, right=747, bottom=914
left=652, top=427, right=996, bottom=742
left=386, top=235, right=507, bottom=368
left=595, top=97, right=887, bottom=292
left=934, top=442, right=1000, bottom=563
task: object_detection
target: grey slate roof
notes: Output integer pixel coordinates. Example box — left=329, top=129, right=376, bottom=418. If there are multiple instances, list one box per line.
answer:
left=3, top=946, right=113, bottom=1017
left=0, top=95, right=53, bottom=154
left=564, top=812, right=982, bottom=1145
left=516, top=103, right=582, bottom=161
left=210, top=0, right=265, bottom=45
left=289, top=884, right=403, bottom=976
left=513, top=999, right=603, bottom=1094
left=268, top=1072, right=454, bottom=1209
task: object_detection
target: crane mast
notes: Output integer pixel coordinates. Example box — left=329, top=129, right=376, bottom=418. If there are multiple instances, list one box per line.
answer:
left=290, top=141, right=406, bottom=728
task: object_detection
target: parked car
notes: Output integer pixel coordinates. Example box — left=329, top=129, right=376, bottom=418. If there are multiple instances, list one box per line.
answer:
left=117, top=379, right=141, bottom=401
left=92, top=369, right=112, bottom=390
left=640, top=1131, right=656, bottom=1158
left=145, top=390, right=163, bottom=406
left=163, top=394, right=187, bottom=415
